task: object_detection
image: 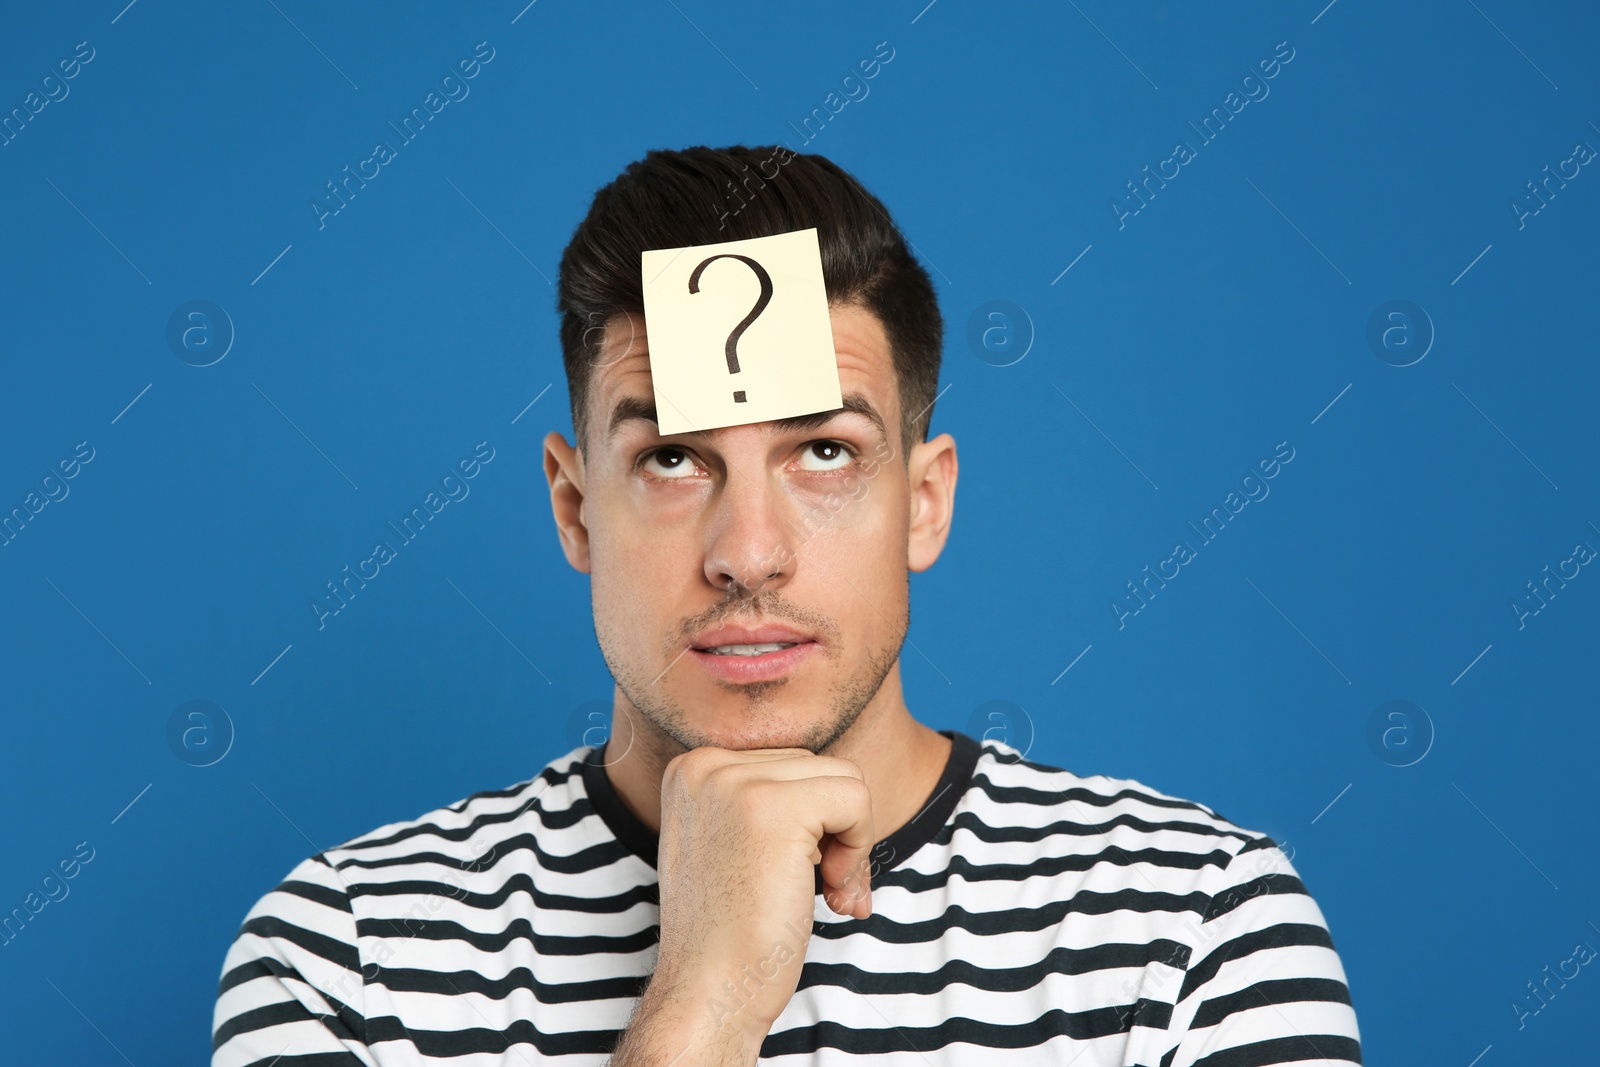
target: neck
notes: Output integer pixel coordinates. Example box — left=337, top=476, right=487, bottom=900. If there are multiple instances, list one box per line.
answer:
left=599, top=663, right=952, bottom=844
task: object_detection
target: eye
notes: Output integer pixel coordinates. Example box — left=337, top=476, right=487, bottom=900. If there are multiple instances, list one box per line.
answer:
left=639, top=446, right=703, bottom=480
left=796, top=440, right=855, bottom=472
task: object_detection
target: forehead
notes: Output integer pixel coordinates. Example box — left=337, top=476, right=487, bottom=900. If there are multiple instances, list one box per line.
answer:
left=588, top=303, right=899, bottom=441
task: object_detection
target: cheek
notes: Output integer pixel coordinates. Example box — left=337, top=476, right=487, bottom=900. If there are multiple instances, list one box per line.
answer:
left=798, top=487, right=907, bottom=590
left=590, top=558, right=662, bottom=662
left=588, top=505, right=692, bottom=624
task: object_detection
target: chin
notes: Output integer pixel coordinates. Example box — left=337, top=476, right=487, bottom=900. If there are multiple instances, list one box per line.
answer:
left=702, top=723, right=816, bottom=752
left=686, top=707, right=833, bottom=754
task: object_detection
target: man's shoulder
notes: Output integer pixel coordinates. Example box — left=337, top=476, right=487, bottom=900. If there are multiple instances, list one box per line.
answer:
left=967, top=736, right=1273, bottom=855
left=220, top=746, right=600, bottom=981
left=313, top=743, right=597, bottom=879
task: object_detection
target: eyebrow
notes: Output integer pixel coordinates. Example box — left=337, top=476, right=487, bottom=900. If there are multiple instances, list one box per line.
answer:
left=606, top=390, right=889, bottom=444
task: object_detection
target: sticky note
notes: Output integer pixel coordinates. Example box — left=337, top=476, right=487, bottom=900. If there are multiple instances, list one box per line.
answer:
left=640, top=227, right=843, bottom=435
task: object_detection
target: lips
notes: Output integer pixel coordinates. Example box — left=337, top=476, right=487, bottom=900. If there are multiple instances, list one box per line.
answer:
left=687, top=622, right=819, bottom=683
left=690, top=623, right=815, bottom=652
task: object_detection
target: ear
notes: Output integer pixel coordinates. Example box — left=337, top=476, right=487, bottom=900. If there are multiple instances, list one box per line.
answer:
left=906, top=432, right=957, bottom=572
left=544, top=431, right=591, bottom=573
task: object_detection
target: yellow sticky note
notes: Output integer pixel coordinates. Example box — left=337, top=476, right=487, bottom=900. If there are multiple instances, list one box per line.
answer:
left=640, top=227, right=843, bottom=435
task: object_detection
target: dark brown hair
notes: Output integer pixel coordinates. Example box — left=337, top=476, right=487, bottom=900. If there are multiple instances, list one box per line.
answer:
left=556, top=144, right=942, bottom=454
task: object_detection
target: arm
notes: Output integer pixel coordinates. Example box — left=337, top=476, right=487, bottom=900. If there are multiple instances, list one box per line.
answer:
left=607, top=746, right=880, bottom=1067
left=1161, top=836, right=1362, bottom=1066
left=212, top=853, right=377, bottom=1067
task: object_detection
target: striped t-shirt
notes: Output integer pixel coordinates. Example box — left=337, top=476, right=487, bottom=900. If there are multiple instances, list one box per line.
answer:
left=213, top=729, right=1362, bottom=1065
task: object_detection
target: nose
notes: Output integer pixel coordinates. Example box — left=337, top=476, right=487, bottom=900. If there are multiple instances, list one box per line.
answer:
left=702, top=464, right=799, bottom=596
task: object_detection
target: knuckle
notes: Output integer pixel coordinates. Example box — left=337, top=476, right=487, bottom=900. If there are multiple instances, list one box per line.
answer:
left=837, top=775, right=872, bottom=806
left=670, top=746, right=718, bottom=782
left=737, top=777, right=776, bottom=818
left=830, top=756, right=866, bottom=781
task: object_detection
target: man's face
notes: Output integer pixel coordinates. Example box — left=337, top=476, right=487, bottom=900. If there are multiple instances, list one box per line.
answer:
left=550, top=303, right=945, bottom=754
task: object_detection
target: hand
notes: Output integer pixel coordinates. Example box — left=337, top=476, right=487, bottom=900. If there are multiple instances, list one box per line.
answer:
left=612, top=746, right=875, bottom=1065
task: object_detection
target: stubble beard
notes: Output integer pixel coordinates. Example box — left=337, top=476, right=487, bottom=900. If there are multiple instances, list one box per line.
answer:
left=597, top=596, right=908, bottom=761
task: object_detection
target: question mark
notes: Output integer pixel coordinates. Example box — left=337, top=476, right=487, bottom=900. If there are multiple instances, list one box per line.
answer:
left=687, top=253, right=773, bottom=404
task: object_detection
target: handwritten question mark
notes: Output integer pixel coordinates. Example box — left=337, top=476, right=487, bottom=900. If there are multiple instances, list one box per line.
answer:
left=687, top=253, right=773, bottom=404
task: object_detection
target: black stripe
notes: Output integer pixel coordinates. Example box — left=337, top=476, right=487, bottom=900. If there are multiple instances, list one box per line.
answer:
left=1190, top=1034, right=1362, bottom=1066
left=333, top=832, right=635, bottom=875
left=354, top=915, right=662, bottom=956
left=219, top=958, right=280, bottom=998
left=212, top=994, right=364, bottom=1050
left=1179, top=923, right=1336, bottom=1002
left=352, top=886, right=1221, bottom=955
left=1233, top=834, right=1282, bottom=858
left=760, top=1005, right=1153, bottom=1056
left=802, top=939, right=1189, bottom=999
left=1191, top=977, right=1353, bottom=1029
left=373, top=962, right=650, bottom=1003
left=970, top=766, right=1239, bottom=821
left=362, top=1015, right=622, bottom=1058
left=363, top=936, right=1191, bottom=1004
left=272, top=877, right=351, bottom=915
left=878, top=841, right=1236, bottom=896
left=338, top=764, right=586, bottom=853
left=816, top=889, right=1214, bottom=944
left=345, top=872, right=659, bottom=915
left=1201, top=874, right=1309, bottom=923
left=356, top=1002, right=1155, bottom=1059
left=939, top=805, right=1254, bottom=848
left=239, top=1055, right=368, bottom=1067
left=218, top=955, right=311, bottom=998
left=235, top=916, right=362, bottom=973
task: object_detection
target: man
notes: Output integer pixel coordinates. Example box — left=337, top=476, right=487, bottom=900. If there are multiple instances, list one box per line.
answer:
left=213, top=145, right=1362, bottom=1065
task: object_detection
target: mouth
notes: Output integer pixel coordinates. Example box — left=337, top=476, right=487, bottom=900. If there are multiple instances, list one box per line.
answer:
left=685, top=624, right=820, bottom=683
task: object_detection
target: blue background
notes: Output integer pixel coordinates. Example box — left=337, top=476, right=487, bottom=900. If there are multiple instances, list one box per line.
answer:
left=2, top=0, right=1597, bottom=1061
